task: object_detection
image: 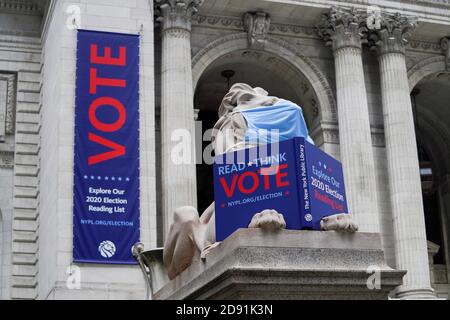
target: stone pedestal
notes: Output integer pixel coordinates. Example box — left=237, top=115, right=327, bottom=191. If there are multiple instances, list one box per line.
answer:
left=154, top=229, right=405, bottom=300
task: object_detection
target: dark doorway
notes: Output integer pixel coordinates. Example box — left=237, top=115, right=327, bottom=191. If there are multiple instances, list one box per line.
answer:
left=196, top=110, right=219, bottom=214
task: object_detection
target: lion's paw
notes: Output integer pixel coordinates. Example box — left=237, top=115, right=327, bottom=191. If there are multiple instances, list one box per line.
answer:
left=248, top=209, right=286, bottom=231
left=320, top=213, right=358, bottom=233
left=200, top=242, right=221, bottom=260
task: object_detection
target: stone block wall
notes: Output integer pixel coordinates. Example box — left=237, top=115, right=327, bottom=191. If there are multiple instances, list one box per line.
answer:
left=38, top=0, right=156, bottom=300
left=0, top=31, right=41, bottom=299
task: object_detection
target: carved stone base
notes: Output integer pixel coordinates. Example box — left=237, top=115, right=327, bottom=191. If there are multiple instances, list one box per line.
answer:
left=154, top=229, right=405, bottom=300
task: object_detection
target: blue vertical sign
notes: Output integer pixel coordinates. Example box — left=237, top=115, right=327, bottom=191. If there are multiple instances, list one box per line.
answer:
left=213, top=138, right=348, bottom=241
left=73, top=30, right=140, bottom=264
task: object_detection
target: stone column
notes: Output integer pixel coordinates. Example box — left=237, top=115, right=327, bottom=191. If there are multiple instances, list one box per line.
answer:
left=318, top=7, right=380, bottom=233
left=156, top=0, right=203, bottom=236
left=370, top=13, right=435, bottom=299
left=438, top=174, right=450, bottom=284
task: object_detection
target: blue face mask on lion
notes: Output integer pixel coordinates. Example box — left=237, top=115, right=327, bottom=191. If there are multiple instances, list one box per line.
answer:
left=212, top=83, right=313, bottom=154
left=240, top=101, right=314, bottom=146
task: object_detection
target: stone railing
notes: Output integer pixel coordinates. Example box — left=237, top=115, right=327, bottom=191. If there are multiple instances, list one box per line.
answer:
left=416, top=0, right=450, bottom=6
left=349, top=0, right=450, bottom=7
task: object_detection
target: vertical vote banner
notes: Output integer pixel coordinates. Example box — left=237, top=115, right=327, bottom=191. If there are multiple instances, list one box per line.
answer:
left=73, top=30, right=140, bottom=264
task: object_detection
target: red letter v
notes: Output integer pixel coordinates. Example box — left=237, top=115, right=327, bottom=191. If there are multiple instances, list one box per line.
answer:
left=88, top=133, right=125, bottom=165
left=219, top=175, right=239, bottom=198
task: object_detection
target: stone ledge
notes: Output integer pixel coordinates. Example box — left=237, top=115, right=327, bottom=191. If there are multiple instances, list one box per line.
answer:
left=46, top=281, right=146, bottom=300
left=154, top=229, right=406, bottom=300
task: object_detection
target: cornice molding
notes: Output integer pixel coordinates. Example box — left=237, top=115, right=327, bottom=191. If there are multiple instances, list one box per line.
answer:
left=0, top=0, right=44, bottom=15
left=193, top=13, right=442, bottom=54
left=408, top=0, right=450, bottom=8
left=193, top=14, right=318, bottom=38
left=194, top=14, right=243, bottom=29
left=408, top=39, right=443, bottom=53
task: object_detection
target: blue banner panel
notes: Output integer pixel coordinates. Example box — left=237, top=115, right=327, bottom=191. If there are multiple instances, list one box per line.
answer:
left=213, top=138, right=348, bottom=241
left=73, top=30, right=140, bottom=264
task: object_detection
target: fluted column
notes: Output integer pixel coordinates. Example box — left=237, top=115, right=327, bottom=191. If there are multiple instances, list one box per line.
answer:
left=318, top=7, right=380, bottom=233
left=156, top=0, right=203, bottom=236
left=371, top=13, right=435, bottom=299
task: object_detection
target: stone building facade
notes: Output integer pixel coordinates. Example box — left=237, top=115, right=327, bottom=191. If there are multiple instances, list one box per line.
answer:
left=0, top=0, right=449, bottom=299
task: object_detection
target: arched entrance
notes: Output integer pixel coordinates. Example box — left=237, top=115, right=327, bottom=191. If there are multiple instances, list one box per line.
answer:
left=192, top=35, right=334, bottom=214
left=409, top=61, right=450, bottom=297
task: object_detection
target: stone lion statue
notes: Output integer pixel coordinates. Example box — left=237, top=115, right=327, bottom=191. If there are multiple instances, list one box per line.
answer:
left=163, top=83, right=358, bottom=280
